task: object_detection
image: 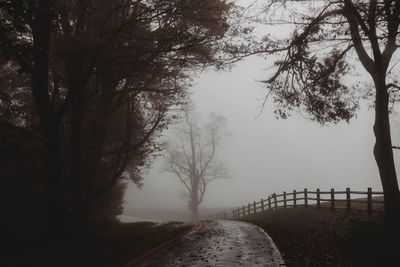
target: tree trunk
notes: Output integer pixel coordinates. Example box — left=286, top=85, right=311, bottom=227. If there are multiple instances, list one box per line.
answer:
left=191, top=199, right=199, bottom=222
left=373, top=76, right=400, bottom=217
left=69, top=82, right=87, bottom=234
left=373, top=74, right=400, bottom=262
left=189, top=123, right=200, bottom=222
left=191, top=205, right=199, bottom=221
left=191, top=172, right=200, bottom=222
left=31, top=0, right=65, bottom=238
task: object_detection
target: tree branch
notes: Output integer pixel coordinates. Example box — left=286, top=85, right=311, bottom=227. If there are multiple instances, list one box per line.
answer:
left=343, top=4, right=376, bottom=75
left=104, top=112, right=163, bottom=156
left=168, top=166, right=192, bottom=193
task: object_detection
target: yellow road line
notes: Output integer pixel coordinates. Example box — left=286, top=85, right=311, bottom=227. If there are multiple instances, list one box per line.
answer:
left=125, top=222, right=203, bottom=267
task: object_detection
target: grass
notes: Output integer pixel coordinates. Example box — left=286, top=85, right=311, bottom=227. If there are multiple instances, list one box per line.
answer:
left=318, top=196, right=384, bottom=212
left=12, top=221, right=192, bottom=267
left=75, top=221, right=192, bottom=267
left=239, top=207, right=385, bottom=267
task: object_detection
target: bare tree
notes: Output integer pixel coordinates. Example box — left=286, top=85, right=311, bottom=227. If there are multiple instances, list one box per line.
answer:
left=165, top=112, right=229, bottom=221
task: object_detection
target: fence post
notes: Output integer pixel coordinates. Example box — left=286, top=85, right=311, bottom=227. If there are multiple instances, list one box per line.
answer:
left=331, top=188, right=335, bottom=211
left=304, top=188, right=308, bottom=208
left=293, top=190, right=297, bottom=208
left=283, top=191, right=287, bottom=208
left=253, top=201, right=256, bottom=214
left=248, top=203, right=251, bottom=215
left=261, top=198, right=265, bottom=211
left=232, top=209, right=235, bottom=218
left=367, top=187, right=372, bottom=216
left=273, top=193, right=278, bottom=209
left=317, top=188, right=320, bottom=209
left=346, top=187, right=351, bottom=213
left=242, top=206, right=245, bottom=217
left=268, top=196, right=271, bottom=209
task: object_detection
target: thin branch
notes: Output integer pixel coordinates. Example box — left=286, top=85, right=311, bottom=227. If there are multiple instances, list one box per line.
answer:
left=104, top=112, right=163, bottom=156
left=387, top=83, right=400, bottom=91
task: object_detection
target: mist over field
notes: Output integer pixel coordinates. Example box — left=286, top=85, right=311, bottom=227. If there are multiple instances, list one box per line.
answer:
left=123, top=56, right=400, bottom=218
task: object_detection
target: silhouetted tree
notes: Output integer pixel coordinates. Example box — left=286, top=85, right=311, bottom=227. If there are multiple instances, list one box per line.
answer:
left=237, top=0, right=399, bottom=224
left=0, top=0, right=66, bottom=237
left=0, top=0, right=236, bottom=235
left=52, top=0, right=234, bottom=230
left=165, top=112, right=229, bottom=221
left=229, top=0, right=400, bottom=260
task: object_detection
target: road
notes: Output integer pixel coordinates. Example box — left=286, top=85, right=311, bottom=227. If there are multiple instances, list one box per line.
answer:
left=146, top=220, right=285, bottom=267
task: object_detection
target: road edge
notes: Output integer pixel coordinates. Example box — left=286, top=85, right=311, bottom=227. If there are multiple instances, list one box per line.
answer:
left=235, top=220, right=286, bottom=266
left=256, top=224, right=286, bottom=266
left=124, top=222, right=202, bottom=267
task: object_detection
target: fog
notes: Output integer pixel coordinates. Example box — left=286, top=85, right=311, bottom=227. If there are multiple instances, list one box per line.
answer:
left=122, top=55, right=400, bottom=216
left=121, top=0, right=400, bottom=218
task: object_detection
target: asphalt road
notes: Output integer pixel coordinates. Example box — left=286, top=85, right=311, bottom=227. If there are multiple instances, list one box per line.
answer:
left=146, top=220, right=285, bottom=267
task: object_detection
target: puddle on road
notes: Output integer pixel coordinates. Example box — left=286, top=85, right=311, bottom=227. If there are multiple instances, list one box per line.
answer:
left=146, top=220, right=284, bottom=267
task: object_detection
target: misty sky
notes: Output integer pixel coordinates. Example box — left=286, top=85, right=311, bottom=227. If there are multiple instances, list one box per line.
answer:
left=123, top=55, right=400, bottom=211
left=122, top=1, right=400, bottom=212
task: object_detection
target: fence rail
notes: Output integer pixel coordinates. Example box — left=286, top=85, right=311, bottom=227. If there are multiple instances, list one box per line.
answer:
left=206, top=187, right=384, bottom=220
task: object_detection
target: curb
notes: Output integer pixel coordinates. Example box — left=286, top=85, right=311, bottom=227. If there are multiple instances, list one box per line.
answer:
left=233, top=220, right=286, bottom=266
left=125, top=222, right=202, bottom=267
left=261, top=228, right=286, bottom=266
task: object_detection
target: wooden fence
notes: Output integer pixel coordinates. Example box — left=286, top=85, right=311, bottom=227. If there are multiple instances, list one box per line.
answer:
left=206, top=188, right=384, bottom=220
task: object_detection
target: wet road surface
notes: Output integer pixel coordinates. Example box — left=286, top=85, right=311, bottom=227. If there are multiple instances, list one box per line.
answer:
left=146, top=220, right=285, bottom=267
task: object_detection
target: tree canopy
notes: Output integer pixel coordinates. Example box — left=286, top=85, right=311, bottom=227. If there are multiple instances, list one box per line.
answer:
left=0, top=0, right=236, bottom=234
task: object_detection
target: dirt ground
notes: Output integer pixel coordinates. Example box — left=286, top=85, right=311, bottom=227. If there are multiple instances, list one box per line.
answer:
left=240, top=208, right=385, bottom=267
left=12, top=221, right=192, bottom=267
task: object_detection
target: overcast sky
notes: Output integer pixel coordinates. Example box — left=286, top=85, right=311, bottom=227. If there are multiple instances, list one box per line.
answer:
left=122, top=1, right=400, bottom=213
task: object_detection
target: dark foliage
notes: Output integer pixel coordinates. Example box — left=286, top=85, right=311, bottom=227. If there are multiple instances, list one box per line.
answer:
left=0, top=0, right=235, bottom=249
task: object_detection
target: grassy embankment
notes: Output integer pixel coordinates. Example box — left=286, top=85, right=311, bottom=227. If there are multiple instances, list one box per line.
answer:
left=13, top=221, right=191, bottom=267
left=239, top=199, right=385, bottom=267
